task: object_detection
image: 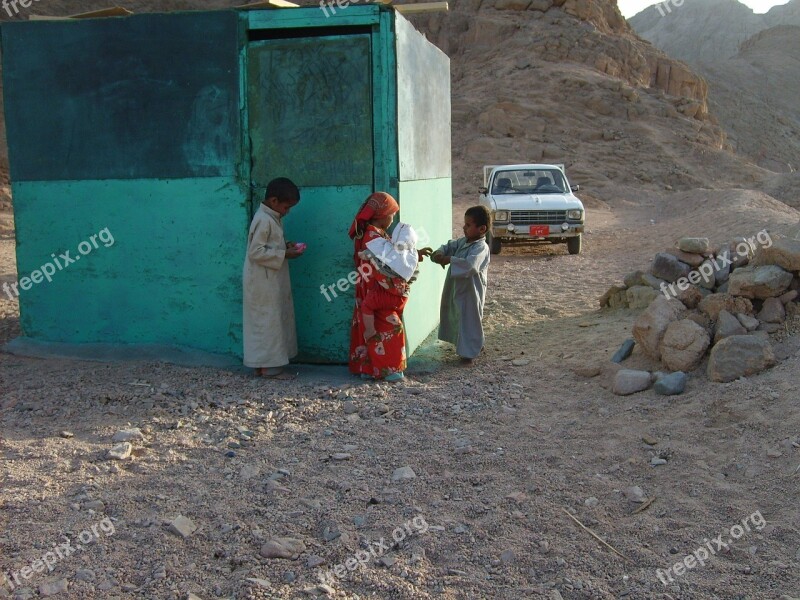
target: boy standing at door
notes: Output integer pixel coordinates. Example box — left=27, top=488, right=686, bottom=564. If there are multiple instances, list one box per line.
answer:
left=243, top=177, right=306, bottom=379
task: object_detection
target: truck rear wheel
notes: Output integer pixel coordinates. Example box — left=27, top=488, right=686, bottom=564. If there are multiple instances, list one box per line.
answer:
left=567, top=234, right=582, bottom=255
left=488, top=233, right=502, bottom=255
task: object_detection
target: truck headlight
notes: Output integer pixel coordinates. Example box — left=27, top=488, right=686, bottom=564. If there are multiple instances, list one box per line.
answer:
left=494, top=210, right=509, bottom=222
left=567, top=209, right=583, bottom=220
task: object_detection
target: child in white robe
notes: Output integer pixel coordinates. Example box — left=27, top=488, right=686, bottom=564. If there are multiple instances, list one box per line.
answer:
left=426, top=206, right=491, bottom=363
left=359, top=222, right=419, bottom=341
left=242, top=178, right=305, bottom=378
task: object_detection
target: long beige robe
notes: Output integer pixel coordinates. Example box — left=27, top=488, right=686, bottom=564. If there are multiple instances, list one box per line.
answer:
left=242, top=204, right=297, bottom=368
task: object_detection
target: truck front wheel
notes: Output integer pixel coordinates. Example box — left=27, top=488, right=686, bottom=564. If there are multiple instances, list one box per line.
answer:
left=567, top=234, right=582, bottom=255
left=488, top=233, right=502, bottom=255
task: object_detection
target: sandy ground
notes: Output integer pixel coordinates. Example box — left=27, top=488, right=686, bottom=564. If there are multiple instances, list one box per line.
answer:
left=1, top=188, right=799, bottom=600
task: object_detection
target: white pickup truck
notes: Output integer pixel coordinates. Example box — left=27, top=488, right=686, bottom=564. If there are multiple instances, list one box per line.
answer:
left=479, top=164, right=585, bottom=255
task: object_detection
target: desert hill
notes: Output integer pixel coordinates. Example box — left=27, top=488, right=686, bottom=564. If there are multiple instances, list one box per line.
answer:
left=0, top=0, right=770, bottom=200
left=629, top=0, right=800, bottom=175
left=629, top=0, right=800, bottom=63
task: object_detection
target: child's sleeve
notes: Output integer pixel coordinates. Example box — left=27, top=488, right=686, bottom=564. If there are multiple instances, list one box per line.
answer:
left=449, top=242, right=489, bottom=279
left=247, top=220, right=286, bottom=270
left=436, top=239, right=460, bottom=257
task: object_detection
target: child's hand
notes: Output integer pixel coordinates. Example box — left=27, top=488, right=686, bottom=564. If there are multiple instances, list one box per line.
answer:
left=286, top=244, right=305, bottom=259
left=418, top=247, right=434, bottom=257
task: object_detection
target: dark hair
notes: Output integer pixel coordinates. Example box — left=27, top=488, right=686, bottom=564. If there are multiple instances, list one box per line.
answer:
left=465, top=205, right=491, bottom=229
left=265, top=177, right=300, bottom=204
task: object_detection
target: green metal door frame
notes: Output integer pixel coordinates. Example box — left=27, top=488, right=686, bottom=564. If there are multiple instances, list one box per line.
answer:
left=239, top=6, right=398, bottom=204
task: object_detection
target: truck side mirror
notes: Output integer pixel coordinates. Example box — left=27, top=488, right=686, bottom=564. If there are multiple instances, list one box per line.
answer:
left=570, top=184, right=580, bottom=192
left=479, top=187, right=488, bottom=194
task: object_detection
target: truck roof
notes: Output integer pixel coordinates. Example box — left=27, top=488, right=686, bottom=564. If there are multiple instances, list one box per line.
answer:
left=482, top=164, right=566, bottom=186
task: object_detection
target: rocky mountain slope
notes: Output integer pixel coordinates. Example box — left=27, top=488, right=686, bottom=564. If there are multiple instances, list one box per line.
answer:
left=629, top=0, right=800, bottom=174
left=630, top=0, right=800, bottom=63
left=0, top=0, right=769, bottom=199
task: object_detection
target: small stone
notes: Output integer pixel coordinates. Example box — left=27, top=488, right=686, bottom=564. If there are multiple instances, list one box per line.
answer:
left=379, top=555, right=397, bottom=567
left=511, top=359, right=530, bottom=366
left=500, top=550, right=515, bottom=563
left=779, top=290, right=798, bottom=304
left=611, top=339, right=635, bottom=363
left=283, top=571, right=296, bottom=583
left=299, top=497, right=322, bottom=510
left=186, top=594, right=204, bottom=600
left=245, top=578, right=273, bottom=589
left=59, top=431, right=74, bottom=439
left=715, top=310, right=747, bottom=344
left=307, top=555, right=325, bottom=568
left=224, top=451, right=236, bottom=458
left=74, top=569, right=96, bottom=582
left=624, top=486, right=646, bottom=503
left=651, top=457, right=668, bottom=466
left=585, top=497, right=599, bottom=508
left=82, top=499, right=105, bottom=511
left=766, top=449, right=783, bottom=458
left=736, top=313, right=760, bottom=331
left=342, top=400, right=358, bottom=414
left=331, top=453, right=352, bottom=461
left=260, top=537, right=306, bottom=559
left=168, top=515, right=198, bottom=538
left=391, top=466, right=417, bottom=482
left=651, top=252, right=691, bottom=283
left=106, top=442, right=132, bottom=461
left=38, top=580, right=68, bottom=597
left=112, top=428, right=144, bottom=442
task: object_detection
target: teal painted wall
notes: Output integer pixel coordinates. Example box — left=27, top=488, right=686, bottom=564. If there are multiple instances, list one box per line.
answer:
left=11, top=178, right=248, bottom=356
left=398, top=178, right=452, bottom=352
left=2, top=7, right=450, bottom=365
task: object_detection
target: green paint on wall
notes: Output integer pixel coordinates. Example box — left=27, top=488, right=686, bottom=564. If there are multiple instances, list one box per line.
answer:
left=397, top=178, right=452, bottom=354
left=11, top=178, right=248, bottom=356
left=281, top=185, right=373, bottom=363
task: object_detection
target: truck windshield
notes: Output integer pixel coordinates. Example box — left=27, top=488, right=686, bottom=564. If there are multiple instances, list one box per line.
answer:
left=491, top=169, right=568, bottom=194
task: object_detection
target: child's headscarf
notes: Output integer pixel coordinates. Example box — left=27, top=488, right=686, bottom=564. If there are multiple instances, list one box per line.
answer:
left=348, top=192, right=400, bottom=240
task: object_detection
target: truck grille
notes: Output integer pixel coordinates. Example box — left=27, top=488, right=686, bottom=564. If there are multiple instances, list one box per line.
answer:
left=510, top=210, right=567, bottom=224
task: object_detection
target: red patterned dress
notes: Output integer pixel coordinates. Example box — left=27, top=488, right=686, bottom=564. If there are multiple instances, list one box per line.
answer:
left=348, top=225, right=409, bottom=378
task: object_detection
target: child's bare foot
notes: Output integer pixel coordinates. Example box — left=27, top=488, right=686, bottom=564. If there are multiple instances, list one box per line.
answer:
left=459, top=357, right=475, bottom=366
left=257, top=367, right=297, bottom=380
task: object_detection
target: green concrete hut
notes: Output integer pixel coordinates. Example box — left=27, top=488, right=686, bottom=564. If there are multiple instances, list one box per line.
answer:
left=0, top=5, right=451, bottom=363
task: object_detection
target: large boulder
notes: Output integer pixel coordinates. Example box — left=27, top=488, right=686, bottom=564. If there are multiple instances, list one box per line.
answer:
left=707, top=335, right=776, bottom=383
left=600, top=285, right=628, bottom=309
left=660, top=319, right=710, bottom=371
left=678, top=237, right=710, bottom=254
left=698, top=293, right=753, bottom=320
left=728, top=265, right=793, bottom=299
left=626, top=285, right=658, bottom=309
left=651, top=252, right=691, bottom=283
left=632, top=297, right=686, bottom=360
left=714, top=310, right=747, bottom=344
left=751, top=235, right=800, bottom=272
left=675, top=284, right=707, bottom=309
left=665, top=248, right=704, bottom=267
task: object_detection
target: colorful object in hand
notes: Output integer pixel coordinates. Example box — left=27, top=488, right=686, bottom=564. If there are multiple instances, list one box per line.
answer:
left=294, top=242, right=307, bottom=252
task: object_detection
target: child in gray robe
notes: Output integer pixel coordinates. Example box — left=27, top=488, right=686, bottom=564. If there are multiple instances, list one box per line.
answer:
left=426, top=206, right=491, bottom=363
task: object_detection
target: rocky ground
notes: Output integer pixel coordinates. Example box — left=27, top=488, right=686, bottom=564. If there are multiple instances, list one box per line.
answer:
left=1, top=187, right=799, bottom=600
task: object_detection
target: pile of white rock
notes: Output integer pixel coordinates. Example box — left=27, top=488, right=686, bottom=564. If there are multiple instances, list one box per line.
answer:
left=600, top=233, right=800, bottom=390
